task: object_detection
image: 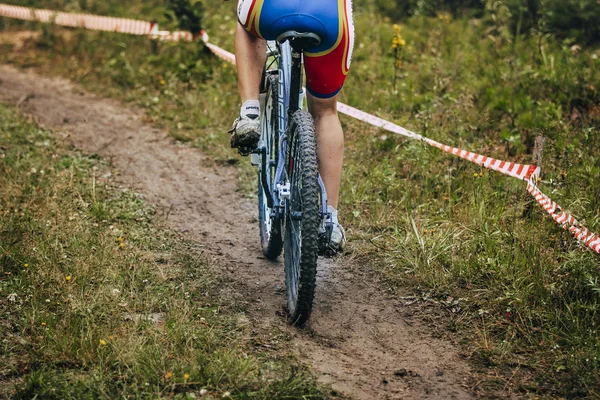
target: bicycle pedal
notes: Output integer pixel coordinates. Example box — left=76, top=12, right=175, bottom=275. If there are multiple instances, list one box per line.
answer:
left=236, top=144, right=255, bottom=156
left=321, top=247, right=339, bottom=258
left=318, top=241, right=339, bottom=258
left=318, top=222, right=336, bottom=257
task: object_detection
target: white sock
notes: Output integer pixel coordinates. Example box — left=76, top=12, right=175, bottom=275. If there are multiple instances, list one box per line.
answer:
left=240, top=100, right=260, bottom=120
left=327, top=205, right=339, bottom=225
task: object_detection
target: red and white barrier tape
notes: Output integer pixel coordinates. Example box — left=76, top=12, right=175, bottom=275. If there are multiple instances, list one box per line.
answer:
left=152, top=29, right=194, bottom=42
left=425, top=138, right=540, bottom=181
left=204, top=42, right=236, bottom=65
left=1, top=4, right=597, bottom=255
left=527, top=181, right=600, bottom=254
left=336, top=102, right=540, bottom=181
left=149, top=26, right=209, bottom=43
left=0, top=3, right=153, bottom=35
left=336, top=102, right=423, bottom=141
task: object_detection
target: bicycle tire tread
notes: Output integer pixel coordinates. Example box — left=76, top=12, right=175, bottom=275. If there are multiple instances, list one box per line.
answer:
left=286, top=110, right=320, bottom=326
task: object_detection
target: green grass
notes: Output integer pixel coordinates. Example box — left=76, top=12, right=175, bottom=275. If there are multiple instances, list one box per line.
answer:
left=342, top=9, right=600, bottom=397
left=1, top=0, right=600, bottom=397
left=0, top=105, right=326, bottom=399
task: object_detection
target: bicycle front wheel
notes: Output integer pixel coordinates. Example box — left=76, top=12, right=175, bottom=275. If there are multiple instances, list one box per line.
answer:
left=284, top=110, right=320, bottom=326
left=258, top=73, right=283, bottom=259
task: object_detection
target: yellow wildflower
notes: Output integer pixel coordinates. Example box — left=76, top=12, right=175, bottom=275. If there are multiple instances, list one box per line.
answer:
left=99, top=339, right=107, bottom=346
left=160, top=79, right=166, bottom=86
left=23, top=263, right=29, bottom=268
left=165, top=371, right=173, bottom=379
left=41, top=322, right=47, bottom=326
left=438, top=12, right=452, bottom=23
left=184, top=373, right=190, bottom=380
left=108, top=335, right=115, bottom=341
left=65, top=275, right=71, bottom=282
left=392, top=36, right=406, bottom=49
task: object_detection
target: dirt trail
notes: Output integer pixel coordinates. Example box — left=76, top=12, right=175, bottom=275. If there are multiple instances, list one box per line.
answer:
left=0, top=65, right=475, bottom=399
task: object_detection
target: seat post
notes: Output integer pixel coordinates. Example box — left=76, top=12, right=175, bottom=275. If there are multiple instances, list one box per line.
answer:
left=276, top=31, right=320, bottom=114
left=288, top=48, right=303, bottom=113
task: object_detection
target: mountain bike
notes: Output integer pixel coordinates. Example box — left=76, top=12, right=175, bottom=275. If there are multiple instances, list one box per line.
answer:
left=250, top=32, right=334, bottom=326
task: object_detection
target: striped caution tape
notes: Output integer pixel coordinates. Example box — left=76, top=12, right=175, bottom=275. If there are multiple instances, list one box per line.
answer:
left=0, top=3, right=206, bottom=42
left=424, top=139, right=540, bottom=181
left=527, top=181, right=600, bottom=254
left=0, top=4, right=230, bottom=59
left=204, top=42, right=237, bottom=65
left=336, top=102, right=423, bottom=141
left=336, top=102, right=540, bottom=181
left=0, top=3, right=153, bottom=35
left=152, top=29, right=195, bottom=42
left=149, top=25, right=210, bottom=43
left=1, top=4, right=597, bottom=255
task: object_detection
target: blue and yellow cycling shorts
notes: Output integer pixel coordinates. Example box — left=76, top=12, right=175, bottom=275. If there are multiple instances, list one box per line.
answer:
left=237, top=0, right=355, bottom=99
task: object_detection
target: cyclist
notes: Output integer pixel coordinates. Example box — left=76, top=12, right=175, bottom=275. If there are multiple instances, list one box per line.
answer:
left=229, top=0, right=354, bottom=254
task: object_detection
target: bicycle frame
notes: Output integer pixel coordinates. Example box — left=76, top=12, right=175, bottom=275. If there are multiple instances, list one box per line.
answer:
left=256, top=40, right=329, bottom=225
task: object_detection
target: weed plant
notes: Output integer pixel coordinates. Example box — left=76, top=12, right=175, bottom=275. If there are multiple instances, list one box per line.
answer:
left=1, top=0, right=600, bottom=396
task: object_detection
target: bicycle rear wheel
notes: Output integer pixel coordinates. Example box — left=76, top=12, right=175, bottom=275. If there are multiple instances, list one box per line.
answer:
left=258, top=73, right=283, bottom=259
left=284, top=110, right=320, bottom=326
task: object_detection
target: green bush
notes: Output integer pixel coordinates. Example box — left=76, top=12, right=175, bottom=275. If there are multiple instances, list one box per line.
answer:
left=504, top=0, right=600, bottom=44
left=373, top=0, right=486, bottom=20
left=488, top=0, right=600, bottom=44
left=376, top=0, right=600, bottom=44
left=542, top=0, right=600, bottom=44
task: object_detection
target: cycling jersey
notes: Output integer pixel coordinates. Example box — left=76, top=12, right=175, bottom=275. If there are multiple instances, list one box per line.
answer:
left=238, top=0, right=354, bottom=99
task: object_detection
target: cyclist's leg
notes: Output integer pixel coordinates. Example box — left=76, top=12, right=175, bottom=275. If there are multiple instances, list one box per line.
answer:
left=229, top=23, right=267, bottom=155
left=307, top=94, right=343, bottom=209
left=302, top=0, right=353, bottom=253
left=235, top=24, right=266, bottom=104
left=307, top=93, right=346, bottom=253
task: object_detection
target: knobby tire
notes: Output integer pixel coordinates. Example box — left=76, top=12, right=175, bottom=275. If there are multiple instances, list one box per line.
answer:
left=284, top=110, right=320, bottom=326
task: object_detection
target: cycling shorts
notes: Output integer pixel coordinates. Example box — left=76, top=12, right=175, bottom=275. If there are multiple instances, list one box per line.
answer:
left=237, top=0, right=355, bottom=99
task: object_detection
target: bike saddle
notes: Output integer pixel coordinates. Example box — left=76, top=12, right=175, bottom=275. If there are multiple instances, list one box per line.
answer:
left=276, top=30, right=321, bottom=50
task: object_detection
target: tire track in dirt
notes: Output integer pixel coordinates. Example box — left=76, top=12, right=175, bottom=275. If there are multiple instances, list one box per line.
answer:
left=0, top=65, right=476, bottom=399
